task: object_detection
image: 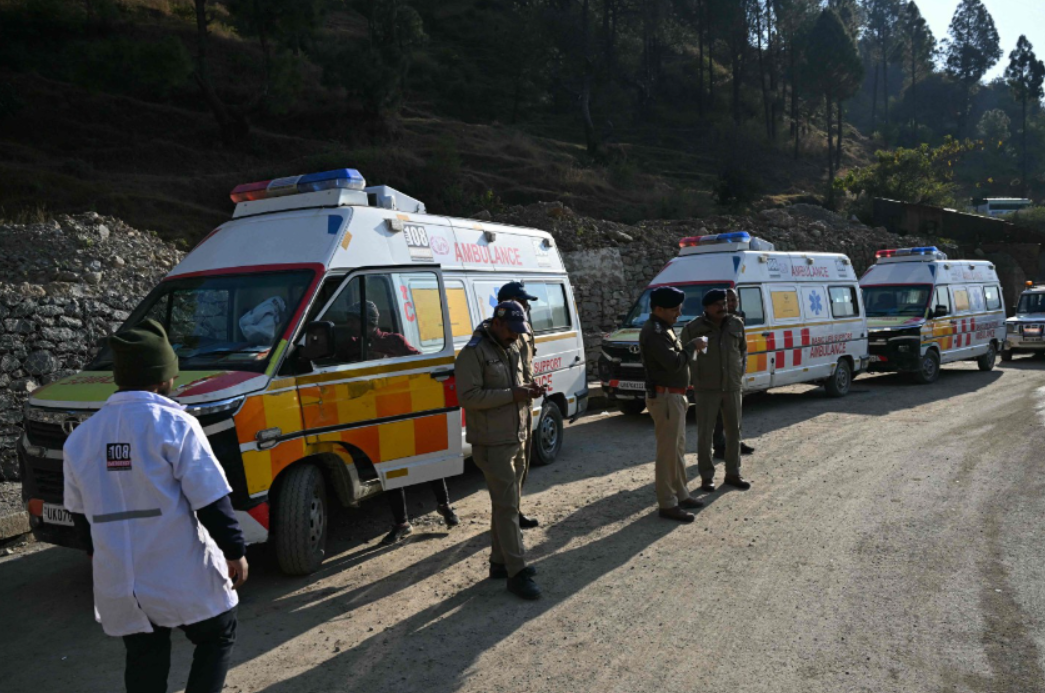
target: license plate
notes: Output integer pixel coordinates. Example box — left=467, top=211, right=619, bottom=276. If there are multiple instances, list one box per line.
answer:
left=615, top=381, right=646, bottom=391
left=870, top=355, right=882, bottom=363
left=43, top=503, right=74, bottom=527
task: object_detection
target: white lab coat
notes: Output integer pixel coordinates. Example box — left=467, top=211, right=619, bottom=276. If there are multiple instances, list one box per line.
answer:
left=63, top=391, right=238, bottom=637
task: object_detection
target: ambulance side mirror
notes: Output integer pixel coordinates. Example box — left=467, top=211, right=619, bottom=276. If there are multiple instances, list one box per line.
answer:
left=299, top=321, right=335, bottom=361
left=932, top=304, right=949, bottom=318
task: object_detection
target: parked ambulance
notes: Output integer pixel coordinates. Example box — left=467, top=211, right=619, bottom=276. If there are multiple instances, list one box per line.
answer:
left=859, top=246, right=1005, bottom=382
left=598, top=231, right=869, bottom=413
left=19, top=168, right=587, bottom=575
left=1002, top=282, right=1045, bottom=360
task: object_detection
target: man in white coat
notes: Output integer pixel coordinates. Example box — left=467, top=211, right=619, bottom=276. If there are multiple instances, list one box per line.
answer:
left=63, top=319, right=248, bottom=693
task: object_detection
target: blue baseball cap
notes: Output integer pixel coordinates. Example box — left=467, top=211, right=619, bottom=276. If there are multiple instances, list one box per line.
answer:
left=493, top=301, right=531, bottom=334
left=498, top=281, right=538, bottom=302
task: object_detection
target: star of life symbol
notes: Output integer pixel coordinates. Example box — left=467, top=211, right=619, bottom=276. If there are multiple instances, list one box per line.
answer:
left=809, top=292, right=823, bottom=315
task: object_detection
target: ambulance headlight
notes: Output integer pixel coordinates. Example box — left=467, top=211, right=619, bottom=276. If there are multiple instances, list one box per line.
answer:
left=897, top=345, right=910, bottom=352
left=184, top=396, right=245, bottom=419
left=1007, top=323, right=1019, bottom=334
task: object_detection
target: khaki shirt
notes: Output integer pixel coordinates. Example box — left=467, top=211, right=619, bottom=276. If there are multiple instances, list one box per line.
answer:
left=680, top=314, right=747, bottom=392
left=639, top=316, right=693, bottom=389
left=455, top=321, right=529, bottom=446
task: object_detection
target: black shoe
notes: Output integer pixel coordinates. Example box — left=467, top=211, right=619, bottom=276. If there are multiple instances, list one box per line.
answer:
left=519, top=514, right=540, bottom=529
left=437, top=504, right=460, bottom=527
left=700, top=480, right=716, bottom=492
left=658, top=506, right=695, bottom=523
left=741, top=443, right=755, bottom=455
left=507, top=572, right=542, bottom=600
left=679, top=497, right=704, bottom=509
left=713, top=448, right=725, bottom=460
left=489, top=563, right=538, bottom=580
left=381, top=523, right=413, bottom=545
left=722, top=475, right=752, bottom=490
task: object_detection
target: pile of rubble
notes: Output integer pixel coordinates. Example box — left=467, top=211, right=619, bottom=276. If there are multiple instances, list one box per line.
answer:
left=0, top=213, right=183, bottom=480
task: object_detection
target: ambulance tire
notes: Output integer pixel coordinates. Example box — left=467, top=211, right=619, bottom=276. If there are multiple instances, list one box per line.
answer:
left=824, top=359, right=852, bottom=397
left=532, top=402, right=564, bottom=467
left=274, top=464, right=328, bottom=576
left=913, top=350, right=940, bottom=385
left=1001, top=348, right=1013, bottom=362
left=977, top=343, right=997, bottom=371
left=619, top=400, right=646, bottom=416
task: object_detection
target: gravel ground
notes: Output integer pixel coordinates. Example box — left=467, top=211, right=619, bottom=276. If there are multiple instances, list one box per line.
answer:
left=2, top=358, right=1045, bottom=692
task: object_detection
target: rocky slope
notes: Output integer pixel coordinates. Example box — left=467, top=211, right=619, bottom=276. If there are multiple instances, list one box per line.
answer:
left=0, top=213, right=183, bottom=480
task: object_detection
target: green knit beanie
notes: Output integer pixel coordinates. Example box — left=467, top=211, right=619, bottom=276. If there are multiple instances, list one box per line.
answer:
left=109, top=319, right=179, bottom=388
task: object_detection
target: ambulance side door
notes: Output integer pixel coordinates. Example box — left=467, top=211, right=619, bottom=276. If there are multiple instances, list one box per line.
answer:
left=296, top=266, right=463, bottom=492
left=766, top=285, right=804, bottom=386
left=738, top=285, right=772, bottom=392
left=798, top=283, right=832, bottom=381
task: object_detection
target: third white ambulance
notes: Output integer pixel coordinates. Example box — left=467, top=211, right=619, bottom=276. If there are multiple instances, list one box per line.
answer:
left=860, top=246, right=1006, bottom=382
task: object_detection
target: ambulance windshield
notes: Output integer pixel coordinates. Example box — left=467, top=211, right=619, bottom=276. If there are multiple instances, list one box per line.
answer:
left=863, top=284, right=932, bottom=317
left=1017, top=292, right=1045, bottom=314
left=87, top=270, right=314, bottom=373
left=622, top=284, right=731, bottom=328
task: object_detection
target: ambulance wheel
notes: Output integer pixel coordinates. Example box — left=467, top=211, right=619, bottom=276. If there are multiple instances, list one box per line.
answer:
left=1001, top=348, right=1013, bottom=362
left=824, top=359, right=852, bottom=397
left=532, top=402, right=564, bottom=467
left=977, top=343, right=997, bottom=371
left=619, top=400, right=646, bottom=416
left=913, top=350, right=940, bottom=384
left=274, top=464, right=328, bottom=576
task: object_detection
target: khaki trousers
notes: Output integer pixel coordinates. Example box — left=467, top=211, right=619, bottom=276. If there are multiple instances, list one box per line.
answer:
left=646, top=393, right=692, bottom=509
left=695, top=390, right=742, bottom=482
left=519, top=408, right=533, bottom=492
left=473, top=443, right=528, bottom=577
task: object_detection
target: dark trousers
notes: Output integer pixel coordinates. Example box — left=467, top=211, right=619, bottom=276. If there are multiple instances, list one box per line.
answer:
left=123, top=606, right=237, bottom=693
left=388, top=479, right=450, bottom=525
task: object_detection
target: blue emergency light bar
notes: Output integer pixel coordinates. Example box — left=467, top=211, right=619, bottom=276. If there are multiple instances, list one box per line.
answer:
left=875, top=246, right=940, bottom=259
left=678, top=231, right=751, bottom=248
left=230, top=168, right=367, bottom=203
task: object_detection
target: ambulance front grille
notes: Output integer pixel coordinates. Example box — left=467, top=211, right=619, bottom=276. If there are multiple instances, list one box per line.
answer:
left=24, top=420, right=67, bottom=450
left=31, top=468, right=64, bottom=501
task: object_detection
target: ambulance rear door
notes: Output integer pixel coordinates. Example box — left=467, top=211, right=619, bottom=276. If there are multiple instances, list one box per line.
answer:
left=296, top=265, right=463, bottom=492
left=765, top=284, right=805, bottom=387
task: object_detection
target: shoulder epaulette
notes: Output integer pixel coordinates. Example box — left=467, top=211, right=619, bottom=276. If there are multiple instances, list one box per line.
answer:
left=466, top=332, right=484, bottom=348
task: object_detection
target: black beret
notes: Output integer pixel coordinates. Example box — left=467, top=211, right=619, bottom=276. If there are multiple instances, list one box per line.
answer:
left=702, top=289, right=727, bottom=306
left=650, top=286, right=685, bottom=309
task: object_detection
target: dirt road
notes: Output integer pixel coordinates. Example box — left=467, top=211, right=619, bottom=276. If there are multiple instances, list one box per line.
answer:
left=3, top=359, right=1045, bottom=693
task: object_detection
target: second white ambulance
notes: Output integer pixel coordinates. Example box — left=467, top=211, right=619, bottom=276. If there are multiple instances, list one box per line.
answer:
left=598, top=231, right=870, bottom=411
left=860, top=246, right=1006, bottom=382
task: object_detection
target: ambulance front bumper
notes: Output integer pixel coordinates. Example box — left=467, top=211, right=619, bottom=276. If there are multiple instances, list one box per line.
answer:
left=867, top=335, right=921, bottom=372
left=17, top=436, right=88, bottom=550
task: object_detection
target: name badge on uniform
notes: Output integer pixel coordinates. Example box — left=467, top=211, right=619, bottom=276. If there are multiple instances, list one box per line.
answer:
left=106, top=443, right=132, bottom=471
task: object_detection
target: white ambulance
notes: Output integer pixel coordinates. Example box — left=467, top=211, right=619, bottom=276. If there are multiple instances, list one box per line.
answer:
left=1001, top=283, right=1045, bottom=360
left=19, top=168, right=587, bottom=575
left=860, top=246, right=1006, bottom=382
left=597, top=231, right=869, bottom=411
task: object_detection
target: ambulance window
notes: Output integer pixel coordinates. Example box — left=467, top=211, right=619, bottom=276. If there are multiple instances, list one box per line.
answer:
left=934, top=287, right=952, bottom=315
left=828, top=286, right=858, bottom=318
left=952, top=287, right=970, bottom=313
left=528, top=283, right=571, bottom=333
left=395, top=272, right=447, bottom=354
left=737, top=287, right=764, bottom=326
left=443, top=280, right=473, bottom=342
left=968, top=286, right=985, bottom=312
left=313, top=273, right=427, bottom=366
left=800, top=286, right=830, bottom=321
left=984, top=285, right=1002, bottom=311
left=770, top=289, right=801, bottom=321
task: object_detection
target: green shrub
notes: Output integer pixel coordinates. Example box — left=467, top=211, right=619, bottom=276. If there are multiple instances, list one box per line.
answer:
left=714, top=167, right=763, bottom=208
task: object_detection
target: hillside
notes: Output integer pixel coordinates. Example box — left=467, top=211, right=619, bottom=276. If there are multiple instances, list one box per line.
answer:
left=0, top=0, right=875, bottom=244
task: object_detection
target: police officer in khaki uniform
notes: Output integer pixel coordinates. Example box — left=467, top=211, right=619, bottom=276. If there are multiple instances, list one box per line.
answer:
left=497, top=282, right=542, bottom=529
left=639, top=287, right=708, bottom=523
left=455, top=301, right=544, bottom=600
left=680, top=289, right=753, bottom=492
left=712, top=288, right=755, bottom=458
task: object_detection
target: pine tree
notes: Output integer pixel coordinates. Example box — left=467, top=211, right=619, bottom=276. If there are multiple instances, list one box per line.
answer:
left=862, top=0, right=902, bottom=130
left=943, top=0, right=1001, bottom=136
left=805, top=8, right=864, bottom=204
left=1005, top=35, right=1045, bottom=197
left=899, top=1, right=934, bottom=129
